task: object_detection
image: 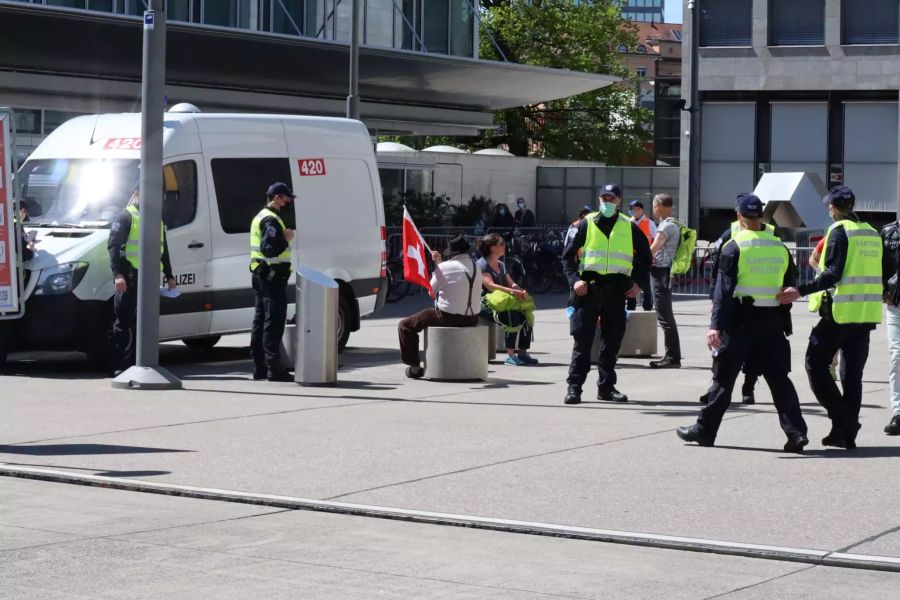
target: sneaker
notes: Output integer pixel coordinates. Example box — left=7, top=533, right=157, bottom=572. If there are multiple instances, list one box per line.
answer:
left=405, top=366, right=425, bottom=379
left=741, top=394, right=755, bottom=405
left=885, top=415, right=900, bottom=436
left=649, top=357, right=681, bottom=369
left=517, top=352, right=539, bottom=365
left=505, top=355, right=527, bottom=366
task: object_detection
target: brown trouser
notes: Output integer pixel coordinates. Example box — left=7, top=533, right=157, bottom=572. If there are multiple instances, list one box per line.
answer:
left=398, top=308, right=479, bottom=366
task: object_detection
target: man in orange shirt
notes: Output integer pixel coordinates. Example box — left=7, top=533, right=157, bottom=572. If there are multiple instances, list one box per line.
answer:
left=627, top=200, right=655, bottom=311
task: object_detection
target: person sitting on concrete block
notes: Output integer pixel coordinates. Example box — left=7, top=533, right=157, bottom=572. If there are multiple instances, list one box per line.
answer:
left=398, top=235, right=482, bottom=379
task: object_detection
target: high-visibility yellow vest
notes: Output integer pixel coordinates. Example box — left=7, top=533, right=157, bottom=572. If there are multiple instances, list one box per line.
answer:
left=809, top=220, right=882, bottom=324
left=249, top=207, right=292, bottom=271
left=579, top=212, right=633, bottom=276
left=731, top=220, right=775, bottom=238
left=124, top=205, right=164, bottom=271
left=727, top=228, right=788, bottom=308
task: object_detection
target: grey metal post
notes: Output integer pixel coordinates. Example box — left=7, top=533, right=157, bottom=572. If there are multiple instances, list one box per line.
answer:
left=347, top=0, right=360, bottom=119
left=686, top=0, right=701, bottom=230
left=112, top=0, right=181, bottom=390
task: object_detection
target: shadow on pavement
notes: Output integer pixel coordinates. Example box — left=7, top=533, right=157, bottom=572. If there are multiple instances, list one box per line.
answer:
left=713, top=444, right=900, bottom=458
left=0, top=444, right=193, bottom=456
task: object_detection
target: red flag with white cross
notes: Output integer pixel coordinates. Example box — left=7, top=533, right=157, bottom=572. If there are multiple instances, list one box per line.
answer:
left=401, top=207, right=432, bottom=295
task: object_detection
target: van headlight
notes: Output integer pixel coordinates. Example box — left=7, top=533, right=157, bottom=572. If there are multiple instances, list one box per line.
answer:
left=35, top=262, right=89, bottom=296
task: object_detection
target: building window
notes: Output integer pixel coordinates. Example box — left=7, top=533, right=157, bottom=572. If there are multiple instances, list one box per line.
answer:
left=843, top=0, right=899, bottom=45
left=636, top=44, right=647, bottom=53
left=43, top=110, right=84, bottom=135
left=401, top=0, right=474, bottom=56
left=211, top=158, right=294, bottom=234
left=618, top=43, right=629, bottom=52
left=636, top=67, right=647, bottom=77
left=770, top=0, right=825, bottom=46
left=699, top=0, right=752, bottom=47
left=13, top=109, right=42, bottom=135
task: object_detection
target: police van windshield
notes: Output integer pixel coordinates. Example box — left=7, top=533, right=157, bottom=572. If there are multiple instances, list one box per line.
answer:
left=17, top=159, right=140, bottom=227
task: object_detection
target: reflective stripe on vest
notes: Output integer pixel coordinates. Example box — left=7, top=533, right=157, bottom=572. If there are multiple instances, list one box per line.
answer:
left=123, top=205, right=164, bottom=271
left=249, top=207, right=292, bottom=271
left=728, top=228, right=788, bottom=308
left=579, top=212, right=634, bottom=277
left=731, top=221, right=775, bottom=238
left=811, top=220, right=883, bottom=324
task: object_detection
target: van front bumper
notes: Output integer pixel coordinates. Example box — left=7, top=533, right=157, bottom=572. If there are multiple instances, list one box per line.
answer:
left=10, top=293, right=108, bottom=353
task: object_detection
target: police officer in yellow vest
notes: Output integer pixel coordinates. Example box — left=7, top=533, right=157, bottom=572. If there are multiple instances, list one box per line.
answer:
left=107, top=189, right=176, bottom=374
left=678, top=194, right=808, bottom=452
left=778, top=186, right=883, bottom=450
left=249, top=182, right=296, bottom=382
left=561, top=183, right=652, bottom=404
left=699, top=207, right=778, bottom=406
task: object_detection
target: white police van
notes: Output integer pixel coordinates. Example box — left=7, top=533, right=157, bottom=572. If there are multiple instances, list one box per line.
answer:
left=11, top=108, right=387, bottom=367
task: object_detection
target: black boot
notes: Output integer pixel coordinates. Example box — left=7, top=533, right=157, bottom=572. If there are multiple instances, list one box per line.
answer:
left=598, top=386, right=628, bottom=402
left=676, top=424, right=714, bottom=447
left=564, top=387, right=582, bottom=405
left=885, top=415, right=900, bottom=436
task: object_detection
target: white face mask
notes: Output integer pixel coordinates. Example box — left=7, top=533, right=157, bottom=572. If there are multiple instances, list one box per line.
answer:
left=598, top=200, right=617, bottom=218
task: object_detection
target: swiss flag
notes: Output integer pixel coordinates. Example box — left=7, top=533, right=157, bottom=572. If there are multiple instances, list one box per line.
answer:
left=402, top=207, right=432, bottom=295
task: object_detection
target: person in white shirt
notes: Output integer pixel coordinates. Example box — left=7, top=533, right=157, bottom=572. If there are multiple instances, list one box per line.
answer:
left=398, top=235, right=482, bottom=379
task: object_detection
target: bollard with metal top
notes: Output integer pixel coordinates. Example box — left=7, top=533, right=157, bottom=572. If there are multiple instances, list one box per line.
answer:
left=295, top=268, right=339, bottom=385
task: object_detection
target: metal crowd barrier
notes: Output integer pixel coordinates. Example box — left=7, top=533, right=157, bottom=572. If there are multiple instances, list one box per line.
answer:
left=386, top=224, right=818, bottom=299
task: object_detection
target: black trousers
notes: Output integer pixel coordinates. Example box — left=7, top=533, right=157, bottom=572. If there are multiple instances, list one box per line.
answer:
left=650, top=266, right=681, bottom=360
left=112, top=271, right=138, bottom=372
left=567, top=288, right=628, bottom=392
left=250, top=270, right=289, bottom=372
left=805, top=318, right=873, bottom=440
left=626, top=279, right=653, bottom=311
left=699, top=312, right=807, bottom=441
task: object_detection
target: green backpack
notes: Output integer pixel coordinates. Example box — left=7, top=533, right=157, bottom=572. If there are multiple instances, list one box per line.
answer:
left=669, top=219, right=697, bottom=276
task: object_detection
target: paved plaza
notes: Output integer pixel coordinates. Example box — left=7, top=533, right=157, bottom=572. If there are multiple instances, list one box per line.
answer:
left=2, top=294, right=900, bottom=597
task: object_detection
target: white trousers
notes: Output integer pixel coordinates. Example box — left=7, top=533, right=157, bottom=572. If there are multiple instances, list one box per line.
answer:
left=887, top=305, right=900, bottom=416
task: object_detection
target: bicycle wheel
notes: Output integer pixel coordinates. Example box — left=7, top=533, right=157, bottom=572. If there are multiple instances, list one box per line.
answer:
left=503, top=257, right=527, bottom=288
left=385, top=260, right=411, bottom=303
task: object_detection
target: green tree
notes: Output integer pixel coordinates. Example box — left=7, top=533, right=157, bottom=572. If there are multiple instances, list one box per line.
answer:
left=477, top=0, right=652, bottom=162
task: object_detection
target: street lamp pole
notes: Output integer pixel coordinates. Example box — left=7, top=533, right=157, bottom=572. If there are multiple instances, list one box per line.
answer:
left=112, top=0, right=181, bottom=390
left=686, top=0, right=701, bottom=230
left=347, top=0, right=360, bottom=120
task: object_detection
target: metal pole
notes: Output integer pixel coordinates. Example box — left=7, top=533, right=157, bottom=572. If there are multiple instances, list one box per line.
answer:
left=347, top=0, right=360, bottom=120
left=112, top=0, right=181, bottom=390
left=686, top=0, right=701, bottom=230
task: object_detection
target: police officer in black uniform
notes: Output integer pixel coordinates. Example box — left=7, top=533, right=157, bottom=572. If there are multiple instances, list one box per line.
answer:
left=677, top=194, right=808, bottom=452
left=249, top=182, right=296, bottom=382
left=561, top=184, right=652, bottom=404
left=107, top=190, right=176, bottom=375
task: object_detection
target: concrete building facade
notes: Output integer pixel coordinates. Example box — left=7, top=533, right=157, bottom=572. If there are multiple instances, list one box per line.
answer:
left=681, top=0, right=900, bottom=238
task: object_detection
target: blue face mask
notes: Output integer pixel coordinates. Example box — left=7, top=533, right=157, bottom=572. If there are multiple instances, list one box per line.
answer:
left=598, top=200, right=617, bottom=218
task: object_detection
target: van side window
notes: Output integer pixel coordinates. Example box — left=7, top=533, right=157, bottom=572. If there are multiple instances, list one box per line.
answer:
left=211, top=158, right=295, bottom=234
left=162, top=160, right=198, bottom=230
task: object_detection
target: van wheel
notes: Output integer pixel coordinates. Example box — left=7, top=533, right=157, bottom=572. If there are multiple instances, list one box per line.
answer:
left=183, top=336, right=221, bottom=351
left=337, top=295, right=352, bottom=352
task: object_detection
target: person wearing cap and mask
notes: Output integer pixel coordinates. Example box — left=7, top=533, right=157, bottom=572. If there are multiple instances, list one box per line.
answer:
left=560, top=183, right=652, bottom=404
left=107, top=189, right=177, bottom=375
left=514, top=197, right=535, bottom=228
left=778, top=186, right=883, bottom=449
left=493, top=203, right=516, bottom=229
left=677, top=194, right=808, bottom=452
left=249, top=182, right=297, bottom=382
left=398, top=235, right=482, bottom=379
left=626, top=200, right=655, bottom=312
left=697, top=195, right=779, bottom=405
